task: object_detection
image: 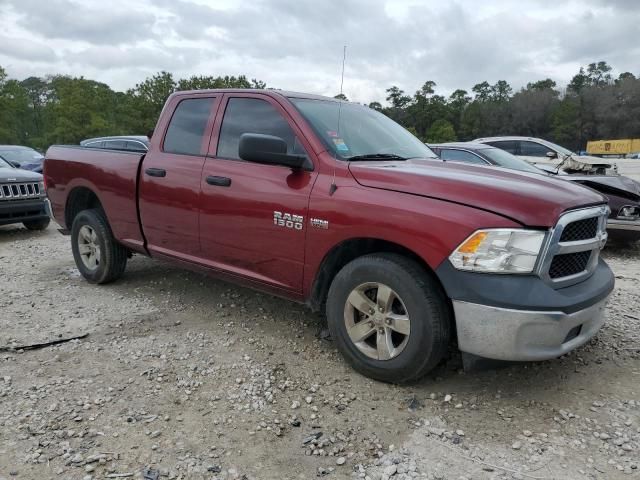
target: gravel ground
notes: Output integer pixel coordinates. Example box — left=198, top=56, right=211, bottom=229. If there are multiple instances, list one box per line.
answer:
left=0, top=224, right=638, bottom=480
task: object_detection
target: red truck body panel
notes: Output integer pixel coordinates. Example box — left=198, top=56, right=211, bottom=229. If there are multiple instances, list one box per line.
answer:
left=44, top=88, right=607, bottom=305
left=45, top=146, right=147, bottom=252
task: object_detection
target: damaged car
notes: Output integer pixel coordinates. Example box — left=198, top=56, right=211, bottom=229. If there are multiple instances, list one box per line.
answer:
left=429, top=142, right=640, bottom=242
left=474, top=136, right=616, bottom=175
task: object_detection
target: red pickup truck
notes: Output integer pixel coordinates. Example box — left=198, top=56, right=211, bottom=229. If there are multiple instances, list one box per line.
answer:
left=45, top=89, right=614, bottom=383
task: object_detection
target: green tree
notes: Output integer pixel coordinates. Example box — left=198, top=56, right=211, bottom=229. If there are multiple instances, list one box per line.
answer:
left=385, top=86, right=412, bottom=109
left=491, top=80, right=512, bottom=102
left=586, top=61, right=613, bottom=87
left=526, top=78, right=557, bottom=91
left=425, top=119, right=456, bottom=143
left=472, top=81, right=492, bottom=101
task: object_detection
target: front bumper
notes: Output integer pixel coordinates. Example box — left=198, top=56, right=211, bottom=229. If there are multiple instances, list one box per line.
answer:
left=606, top=218, right=640, bottom=241
left=0, top=198, right=49, bottom=226
left=436, top=258, right=615, bottom=362
left=607, top=218, right=640, bottom=231
left=453, top=297, right=607, bottom=361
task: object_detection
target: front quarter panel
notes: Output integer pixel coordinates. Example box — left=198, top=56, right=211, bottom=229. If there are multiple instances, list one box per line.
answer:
left=302, top=166, right=521, bottom=297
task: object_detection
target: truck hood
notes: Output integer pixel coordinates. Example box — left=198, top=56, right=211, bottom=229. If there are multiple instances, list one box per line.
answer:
left=348, top=160, right=606, bottom=227
left=0, top=166, right=43, bottom=182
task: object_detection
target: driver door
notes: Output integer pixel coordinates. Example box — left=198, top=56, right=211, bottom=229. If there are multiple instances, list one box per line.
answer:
left=198, top=93, right=318, bottom=292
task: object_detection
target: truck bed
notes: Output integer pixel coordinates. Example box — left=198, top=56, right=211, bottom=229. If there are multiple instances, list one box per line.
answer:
left=44, top=145, right=147, bottom=251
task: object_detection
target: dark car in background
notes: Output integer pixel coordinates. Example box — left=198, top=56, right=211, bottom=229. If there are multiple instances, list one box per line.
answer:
left=0, top=145, right=45, bottom=173
left=0, top=155, right=50, bottom=230
left=429, top=142, right=640, bottom=242
left=80, top=135, right=149, bottom=152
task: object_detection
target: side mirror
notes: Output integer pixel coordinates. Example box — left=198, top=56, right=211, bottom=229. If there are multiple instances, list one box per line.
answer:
left=546, top=151, right=558, bottom=159
left=239, top=133, right=309, bottom=170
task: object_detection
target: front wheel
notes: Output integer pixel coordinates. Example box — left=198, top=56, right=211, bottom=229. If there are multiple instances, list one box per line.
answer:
left=326, top=253, right=451, bottom=383
left=70, top=209, right=127, bottom=284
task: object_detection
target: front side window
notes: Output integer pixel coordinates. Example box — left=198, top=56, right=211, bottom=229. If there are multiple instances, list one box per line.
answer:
left=519, top=141, right=552, bottom=157
left=440, top=149, right=487, bottom=165
left=164, top=97, right=215, bottom=156
left=291, top=98, right=437, bottom=160
left=217, top=98, right=303, bottom=160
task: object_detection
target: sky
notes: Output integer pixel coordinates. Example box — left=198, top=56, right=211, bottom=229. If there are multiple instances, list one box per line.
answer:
left=0, top=0, right=638, bottom=104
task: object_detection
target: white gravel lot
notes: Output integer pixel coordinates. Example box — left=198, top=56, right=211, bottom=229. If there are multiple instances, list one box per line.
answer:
left=0, top=224, right=638, bottom=480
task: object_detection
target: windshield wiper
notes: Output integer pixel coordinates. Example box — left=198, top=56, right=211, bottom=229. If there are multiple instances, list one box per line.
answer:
left=346, top=153, right=407, bottom=161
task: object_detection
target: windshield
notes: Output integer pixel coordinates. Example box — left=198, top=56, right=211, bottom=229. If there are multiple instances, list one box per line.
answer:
left=290, top=98, right=438, bottom=160
left=0, top=156, right=14, bottom=168
left=542, top=140, right=574, bottom=157
left=0, top=148, right=44, bottom=165
left=481, top=148, right=543, bottom=174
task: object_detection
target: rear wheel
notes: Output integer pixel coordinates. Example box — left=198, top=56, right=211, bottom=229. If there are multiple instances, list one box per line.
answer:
left=23, top=218, right=50, bottom=231
left=71, top=209, right=127, bottom=284
left=326, top=253, right=451, bottom=383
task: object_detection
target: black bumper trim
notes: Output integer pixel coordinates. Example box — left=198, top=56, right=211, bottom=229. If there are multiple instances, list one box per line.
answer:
left=435, top=258, right=615, bottom=315
left=0, top=199, right=49, bottom=226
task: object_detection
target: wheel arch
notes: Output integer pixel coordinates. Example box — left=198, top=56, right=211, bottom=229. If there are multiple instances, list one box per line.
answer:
left=308, top=237, right=447, bottom=313
left=65, top=186, right=104, bottom=229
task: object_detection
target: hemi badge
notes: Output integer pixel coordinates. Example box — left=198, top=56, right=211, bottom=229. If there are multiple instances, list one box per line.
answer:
left=310, top=218, right=329, bottom=229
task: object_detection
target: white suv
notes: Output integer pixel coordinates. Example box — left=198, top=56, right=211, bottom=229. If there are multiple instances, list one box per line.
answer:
left=475, top=136, right=616, bottom=175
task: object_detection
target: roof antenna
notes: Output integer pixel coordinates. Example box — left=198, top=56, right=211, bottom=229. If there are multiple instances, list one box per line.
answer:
left=329, top=45, right=347, bottom=196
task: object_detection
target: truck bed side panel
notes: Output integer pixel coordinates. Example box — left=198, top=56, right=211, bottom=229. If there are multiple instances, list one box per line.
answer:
left=45, top=145, right=146, bottom=251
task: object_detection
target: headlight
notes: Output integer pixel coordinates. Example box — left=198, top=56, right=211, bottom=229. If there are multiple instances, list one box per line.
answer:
left=449, top=229, right=546, bottom=274
left=617, top=205, right=639, bottom=220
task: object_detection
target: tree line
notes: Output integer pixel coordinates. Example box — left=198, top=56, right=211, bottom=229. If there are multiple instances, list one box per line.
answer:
left=1, top=61, right=639, bottom=152
left=0, top=69, right=265, bottom=150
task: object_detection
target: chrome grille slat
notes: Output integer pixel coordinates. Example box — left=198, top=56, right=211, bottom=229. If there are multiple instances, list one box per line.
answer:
left=537, top=205, right=609, bottom=288
left=0, top=182, right=43, bottom=200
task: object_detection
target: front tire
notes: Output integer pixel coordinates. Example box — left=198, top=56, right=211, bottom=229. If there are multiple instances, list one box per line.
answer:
left=70, top=209, right=127, bottom=284
left=23, top=218, right=50, bottom=231
left=326, top=253, right=451, bottom=383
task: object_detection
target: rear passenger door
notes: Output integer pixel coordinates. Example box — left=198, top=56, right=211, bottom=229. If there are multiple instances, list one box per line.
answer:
left=139, top=95, right=219, bottom=259
left=198, top=93, right=317, bottom=292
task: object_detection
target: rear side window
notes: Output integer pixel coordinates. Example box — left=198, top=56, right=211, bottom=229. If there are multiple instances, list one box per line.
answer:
left=486, top=140, right=518, bottom=154
left=126, top=141, right=147, bottom=151
left=440, top=149, right=487, bottom=165
left=104, top=140, right=126, bottom=150
left=217, top=98, right=303, bottom=160
left=164, top=98, right=214, bottom=155
left=519, top=141, right=552, bottom=157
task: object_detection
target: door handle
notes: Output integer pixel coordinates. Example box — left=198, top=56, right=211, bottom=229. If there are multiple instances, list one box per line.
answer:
left=145, top=168, right=166, bottom=177
left=206, top=176, right=231, bottom=187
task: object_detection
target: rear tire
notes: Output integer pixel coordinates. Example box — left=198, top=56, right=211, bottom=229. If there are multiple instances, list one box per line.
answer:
left=326, top=253, right=451, bottom=384
left=71, top=209, right=127, bottom=284
left=23, top=218, right=50, bottom=231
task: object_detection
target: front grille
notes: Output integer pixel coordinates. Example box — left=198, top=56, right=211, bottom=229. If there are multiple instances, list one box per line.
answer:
left=0, top=182, right=41, bottom=200
left=560, top=217, right=598, bottom=242
left=549, top=251, right=592, bottom=278
left=540, top=206, right=608, bottom=287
